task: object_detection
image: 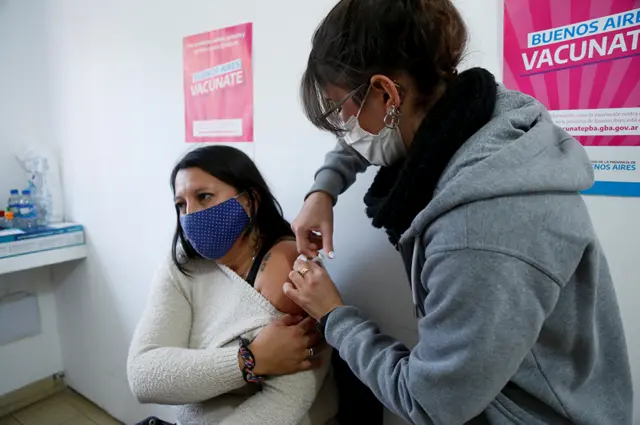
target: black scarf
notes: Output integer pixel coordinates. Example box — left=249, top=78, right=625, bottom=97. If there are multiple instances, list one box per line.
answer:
left=363, top=68, right=497, bottom=246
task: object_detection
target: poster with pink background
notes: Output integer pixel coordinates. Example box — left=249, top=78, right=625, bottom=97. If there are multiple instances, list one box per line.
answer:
left=504, top=1, right=640, bottom=196
left=183, top=23, right=253, bottom=143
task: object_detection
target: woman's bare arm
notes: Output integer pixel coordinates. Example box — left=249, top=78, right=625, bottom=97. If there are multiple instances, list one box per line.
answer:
left=254, top=240, right=306, bottom=316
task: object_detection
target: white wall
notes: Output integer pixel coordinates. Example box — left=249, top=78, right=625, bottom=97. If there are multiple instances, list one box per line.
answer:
left=0, top=0, right=59, bottom=197
left=0, top=268, right=63, bottom=396
left=3, top=0, right=633, bottom=424
left=0, top=0, right=64, bottom=396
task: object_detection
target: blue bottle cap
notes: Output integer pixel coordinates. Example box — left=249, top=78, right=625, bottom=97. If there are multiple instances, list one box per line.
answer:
left=22, top=190, right=31, bottom=195
left=10, top=189, right=19, bottom=194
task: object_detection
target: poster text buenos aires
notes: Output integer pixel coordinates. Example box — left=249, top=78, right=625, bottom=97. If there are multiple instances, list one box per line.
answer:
left=504, top=1, right=640, bottom=197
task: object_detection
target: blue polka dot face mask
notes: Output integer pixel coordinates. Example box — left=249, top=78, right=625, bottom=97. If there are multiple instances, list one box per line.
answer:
left=179, top=194, right=250, bottom=260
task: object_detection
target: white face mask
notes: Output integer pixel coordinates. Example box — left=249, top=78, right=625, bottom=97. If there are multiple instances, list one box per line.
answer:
left=340, top=86, right=406, bottom=167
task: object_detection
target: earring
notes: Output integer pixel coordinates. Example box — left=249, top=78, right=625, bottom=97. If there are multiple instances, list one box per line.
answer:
left=384, top=104, right=401, bottom=129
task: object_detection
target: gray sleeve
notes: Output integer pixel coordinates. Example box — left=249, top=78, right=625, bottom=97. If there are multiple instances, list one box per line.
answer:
left=308, top=142, right=370, bottom=202
left=323, top=248, right=561, bottom=425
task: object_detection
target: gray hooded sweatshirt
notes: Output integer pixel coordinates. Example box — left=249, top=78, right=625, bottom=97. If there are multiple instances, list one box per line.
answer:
left=310, top=86, right=633, bottom=425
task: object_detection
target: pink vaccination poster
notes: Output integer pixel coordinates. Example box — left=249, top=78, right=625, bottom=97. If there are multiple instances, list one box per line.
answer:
left=183, top=23, right=253, bottom=143
left=504, top=1, right=640, bottom=196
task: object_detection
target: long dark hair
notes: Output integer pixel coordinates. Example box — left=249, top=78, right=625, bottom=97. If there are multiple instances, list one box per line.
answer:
left=170, top=145, right=293, bottom=276
left=301, top=0, right=467, bottom=134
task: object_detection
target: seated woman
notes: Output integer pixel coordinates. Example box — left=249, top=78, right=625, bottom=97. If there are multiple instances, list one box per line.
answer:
left=127, top=146, right=337, bottom=425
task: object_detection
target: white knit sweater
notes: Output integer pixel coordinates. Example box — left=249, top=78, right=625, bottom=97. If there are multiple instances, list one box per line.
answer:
left=127, top=257, right=337, bottom=425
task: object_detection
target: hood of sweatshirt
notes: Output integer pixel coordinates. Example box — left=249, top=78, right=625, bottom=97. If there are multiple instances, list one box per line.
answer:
left=401, top=85, right=594, bottom=243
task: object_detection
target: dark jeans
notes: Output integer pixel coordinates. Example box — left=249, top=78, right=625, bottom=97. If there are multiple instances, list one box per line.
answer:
left=332, top=350, right=384, bottom=425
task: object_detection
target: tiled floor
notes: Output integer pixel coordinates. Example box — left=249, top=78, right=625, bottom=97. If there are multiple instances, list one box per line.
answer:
left=0, top=390, right=122, bottom=425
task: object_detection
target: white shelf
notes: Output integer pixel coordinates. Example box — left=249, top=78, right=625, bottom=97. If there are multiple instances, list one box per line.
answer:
left=0, top=245, right=88, bottom=276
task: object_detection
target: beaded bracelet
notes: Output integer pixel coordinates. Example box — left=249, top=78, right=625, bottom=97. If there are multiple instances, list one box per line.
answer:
left=239, top=338, right=265, bottom=385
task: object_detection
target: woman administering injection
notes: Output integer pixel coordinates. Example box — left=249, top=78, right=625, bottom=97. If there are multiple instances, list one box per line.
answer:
left=286, top=0, right=633, bottom=424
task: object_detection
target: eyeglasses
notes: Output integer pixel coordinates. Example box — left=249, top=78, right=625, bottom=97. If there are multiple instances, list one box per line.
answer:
left=323, top=80, right=402, bottom=118
left=322, top=84, right=367, bottom=119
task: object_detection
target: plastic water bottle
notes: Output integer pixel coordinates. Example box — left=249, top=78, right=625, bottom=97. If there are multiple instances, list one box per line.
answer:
left=17, top=190, right=37, bottom=230
left=24, top=168, right=53, bottom=226
left=7, top=189, right=20, bottom=215
left=17, top=150, right=59, bottom=224
left=31, top=181, right=52, bottom=226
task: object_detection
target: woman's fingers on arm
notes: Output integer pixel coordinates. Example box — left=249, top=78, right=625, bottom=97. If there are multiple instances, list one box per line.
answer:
left=305, top=260, right=329, bottom=284
left=294, top=256, right=325, bottom=277
left=291, top=219, right=307, bottom=252
left=301, top=356, right=325, bottom=371
left=299, top=359, right=315, bottom=371
left=296, top=238, right=314, bottom=259
left=299, top=317, right=317, bottom=333
left=288, top=268, right=306, bottom=286
left=320, top=223, right=334, bottom=258
left=284, top=279, right=309, bottom=312
left=293, top=226, right=317, bottom=258
left=299, top=354, right=324, bottom=371
left=293, top=258, right=309, bottom=273
left=282, top=281, right=301, bottom=302
left=307, top=233, right=323, bottom=255
left=277, top=314, right=303, bottom=326
left=306, top=259, right=324, bottom=274
left=306, top=331, right=323, bottom=348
